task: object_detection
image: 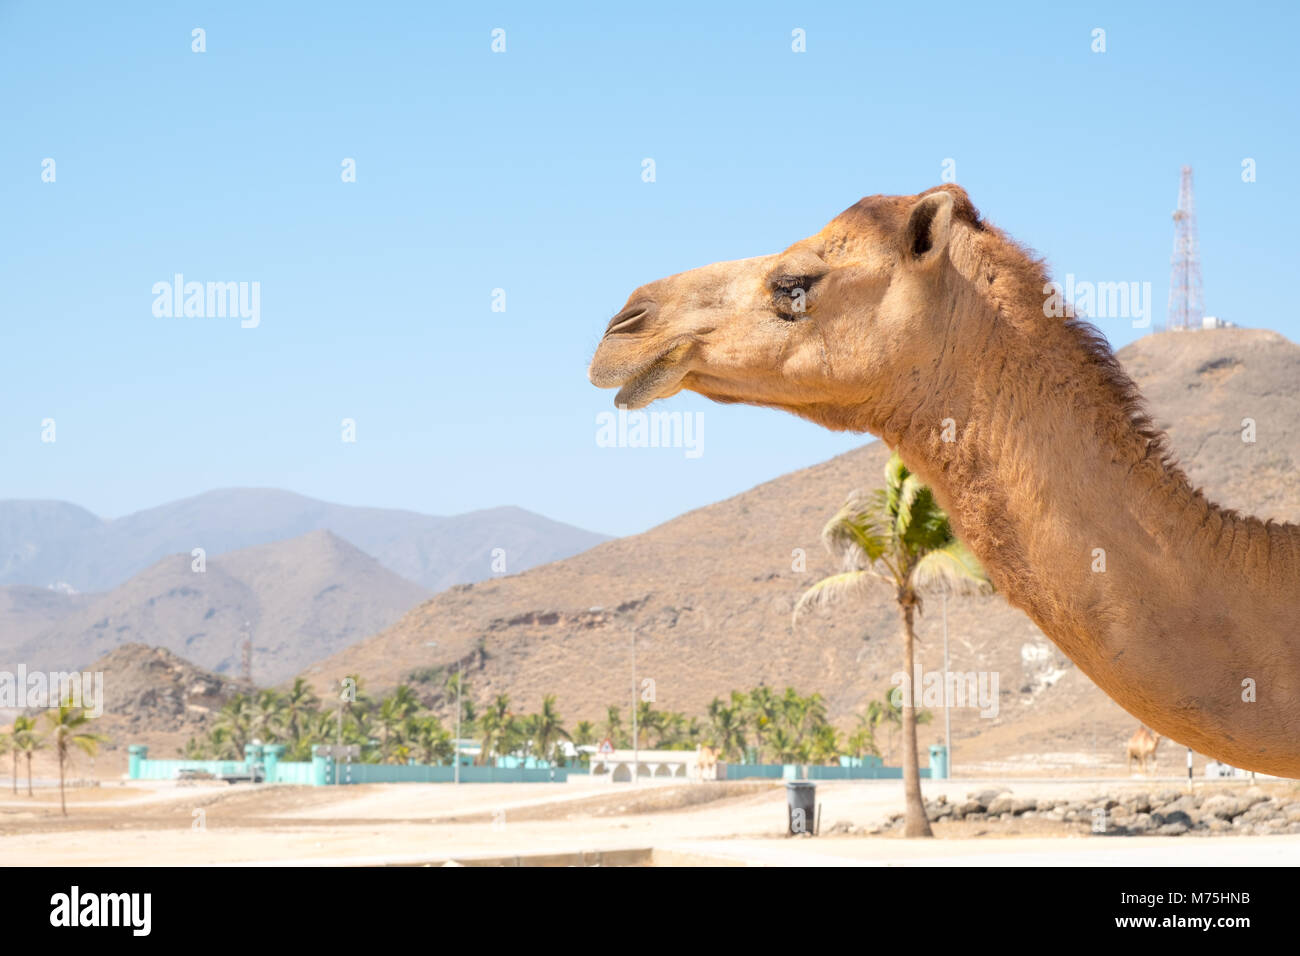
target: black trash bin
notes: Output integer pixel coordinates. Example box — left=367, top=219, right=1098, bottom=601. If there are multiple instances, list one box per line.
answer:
left=786, top=781, right=817, bottom=835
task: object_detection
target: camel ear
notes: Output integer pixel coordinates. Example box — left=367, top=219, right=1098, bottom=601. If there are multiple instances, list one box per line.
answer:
left=903, top=191, right=954, bottom=266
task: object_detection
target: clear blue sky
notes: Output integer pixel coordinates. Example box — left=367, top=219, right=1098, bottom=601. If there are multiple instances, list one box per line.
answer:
left=2, top=1, right=1295, bottom=537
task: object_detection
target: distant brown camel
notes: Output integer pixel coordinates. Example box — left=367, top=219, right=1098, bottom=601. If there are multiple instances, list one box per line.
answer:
left=1127, top=727, right=1161, bottom=774
left=589, top=184, right=1300, bottom=778
left=695, top=744, right=719, bottom=781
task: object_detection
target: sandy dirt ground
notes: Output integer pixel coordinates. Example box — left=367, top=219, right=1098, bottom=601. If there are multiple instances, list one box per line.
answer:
left=2, top=773, right=1298, bottom=866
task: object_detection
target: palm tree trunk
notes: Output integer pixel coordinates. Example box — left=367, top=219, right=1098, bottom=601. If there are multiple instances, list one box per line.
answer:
left=25, top=753, right=33, bottom=797
left=58, top=750, right=67, bottom=816
left=899, top=600, right=933, bottom=838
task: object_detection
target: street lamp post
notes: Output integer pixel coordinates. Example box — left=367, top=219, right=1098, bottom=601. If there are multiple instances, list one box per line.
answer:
left=942, top=591, right=952, bottom=777
left=631, top=630, right=638, bottom=787
left=454, top=660, right=462, bottom=785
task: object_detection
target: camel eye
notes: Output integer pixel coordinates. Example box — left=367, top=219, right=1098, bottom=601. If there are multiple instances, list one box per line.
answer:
left=771, top=274, right=819, bottom=319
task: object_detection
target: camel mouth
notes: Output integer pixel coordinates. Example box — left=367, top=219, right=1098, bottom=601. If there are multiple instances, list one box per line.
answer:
left=589, top=341, right=692, bottom=409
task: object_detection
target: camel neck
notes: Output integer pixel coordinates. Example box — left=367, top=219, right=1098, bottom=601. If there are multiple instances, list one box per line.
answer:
left=890, top=297, right=1300, bottom=775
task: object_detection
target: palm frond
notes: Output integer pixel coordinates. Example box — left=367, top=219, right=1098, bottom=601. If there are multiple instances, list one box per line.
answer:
left=793, top=569, right=888, bottom=624
left=911, top=539, right=994, bottom=596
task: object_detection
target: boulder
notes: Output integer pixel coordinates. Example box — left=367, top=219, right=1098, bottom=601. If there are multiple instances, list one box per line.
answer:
left=968, top=789, right=1007, bottom=811
left=987, top=794, right=1016, bottom=816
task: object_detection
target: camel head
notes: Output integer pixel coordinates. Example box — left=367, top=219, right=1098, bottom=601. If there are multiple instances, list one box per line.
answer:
left=588, top=184, right=983, bottom=433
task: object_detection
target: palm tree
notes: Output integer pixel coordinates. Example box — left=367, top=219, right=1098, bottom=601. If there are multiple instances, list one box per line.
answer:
left=633, top=701, right=666, bottom=748
left=375, top=686, right=419, bottom=762
left=247, top=689, right=285, bottom=743
left=846, top=713, right=881, bottom=760
left=808, top=723, right=843, bottom=765
left=780, top=688, right=828, bottom=747
left=865, top=691, right=901, bottom=762
left=12, top=716, right=40, bottom=796
left=477, top=695, right=513, bottom=765
left=746, top=686, right=779, bottom=763
left=706, top=696, right=747, bottom=762
left=796, top=452, right=992, bottom=838
left=3, top=721, right=18, bottom=794
left=600, top=706, right=626, bottom=748
left=214, top=695, right=252, bottom=755
left=530, top=695, right=570, bottom=764
left=767, top=726, right=801, bottom=764
left=409, top=717, right=454, bottom=765
left=44, top=700, right=106, bottom=816
left=280, top=678, right=320, bottom=746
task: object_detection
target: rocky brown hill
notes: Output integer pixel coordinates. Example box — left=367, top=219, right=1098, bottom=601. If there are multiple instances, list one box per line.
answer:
left=300, top=328, right=1300, bottom=771
left=84, top=642, right=251, bottom=736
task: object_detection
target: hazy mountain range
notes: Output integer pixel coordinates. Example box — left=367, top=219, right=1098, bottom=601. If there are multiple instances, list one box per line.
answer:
left=0, top=491, right=607, bottom=682
left=0, top=489, right=607, bottom=593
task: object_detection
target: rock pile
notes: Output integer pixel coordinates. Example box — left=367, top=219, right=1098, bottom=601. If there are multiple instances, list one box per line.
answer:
left=843, top=786, right=1300, bottom=837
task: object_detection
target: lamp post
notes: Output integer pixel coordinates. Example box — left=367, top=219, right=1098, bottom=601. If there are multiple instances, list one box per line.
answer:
left=631, top=630, right=638, bottom=787
left=942, top=591, right=952, bottom=777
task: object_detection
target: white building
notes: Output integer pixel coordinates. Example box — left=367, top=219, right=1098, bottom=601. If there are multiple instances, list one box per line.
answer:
left=588, top=748, right=721, bottom=782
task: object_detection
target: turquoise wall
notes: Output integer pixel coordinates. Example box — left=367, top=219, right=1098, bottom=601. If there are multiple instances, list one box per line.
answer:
left=130, top=751, right=567, bottom=786
left=727, top=763, right=932, bottom=781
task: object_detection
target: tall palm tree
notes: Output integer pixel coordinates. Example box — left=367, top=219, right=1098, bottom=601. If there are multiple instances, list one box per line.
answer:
left=11, top=716, right=40, bottom=796
left=796, top=452, right=992, bottom=838
left=44, top=700, right=106, bottom=816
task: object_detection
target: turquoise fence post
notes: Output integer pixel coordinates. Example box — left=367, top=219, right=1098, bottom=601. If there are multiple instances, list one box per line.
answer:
left=311, top=745, right=331, bottom=786
left=244, top=743, right=264, bottom=780
left=262, top=744, right=285, bottom=783
left=127, top=745, right=148, bottom=779
left=929, top=744, right=949, bottom=779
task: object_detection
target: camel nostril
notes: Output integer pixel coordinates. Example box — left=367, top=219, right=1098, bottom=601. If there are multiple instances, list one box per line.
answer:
left=605, top=300, right=657, bottom=336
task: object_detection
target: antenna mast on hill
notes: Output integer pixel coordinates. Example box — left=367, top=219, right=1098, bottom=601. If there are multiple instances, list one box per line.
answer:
left=1166, top=166, right=1205, bottom=331
left=240, top=620, right=253, bottom=685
